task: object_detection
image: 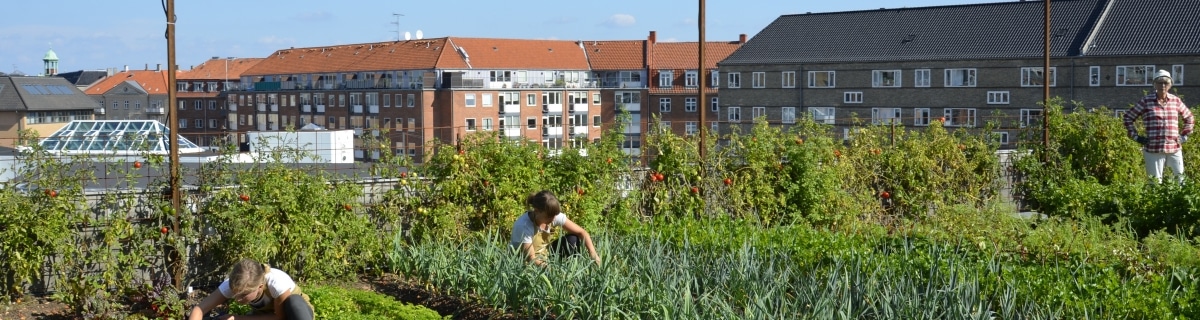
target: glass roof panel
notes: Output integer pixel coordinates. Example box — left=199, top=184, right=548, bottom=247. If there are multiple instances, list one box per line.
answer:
left=36, top=120, right=205, bottom=155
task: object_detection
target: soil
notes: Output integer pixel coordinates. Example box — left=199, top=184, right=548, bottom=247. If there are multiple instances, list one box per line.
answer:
left=0, top=274, right=531, bottom=320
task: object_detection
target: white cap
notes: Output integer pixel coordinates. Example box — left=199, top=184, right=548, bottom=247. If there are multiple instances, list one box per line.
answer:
left=1155, top=69, right=1172, bottom=81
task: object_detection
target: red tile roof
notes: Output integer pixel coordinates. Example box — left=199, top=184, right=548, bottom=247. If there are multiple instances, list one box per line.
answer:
left=650, top=41, right=743, bottom=70
left=243, top=37, right=594, bottom=76
left=442, top=38, right=592, bottom=70
left=84, top=70, right=169, bottom=95
left=582, top=40, right=646, bottom=70
left=178, top=58, right=264, bottom=80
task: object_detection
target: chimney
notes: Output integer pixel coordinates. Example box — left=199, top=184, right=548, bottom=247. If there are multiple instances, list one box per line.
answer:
left=156, top=64, right=161, bottom=71
left=145, top=63, right=149, bottom=70
left=648, top=31, right=657, bottom=44
left=739, top=34, right=748, bottom=44
left=124, top=65, right=129, bottom=72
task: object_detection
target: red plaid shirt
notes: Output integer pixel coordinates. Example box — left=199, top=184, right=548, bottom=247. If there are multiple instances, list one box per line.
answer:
left=1124, top=92, right=1193, bottom=153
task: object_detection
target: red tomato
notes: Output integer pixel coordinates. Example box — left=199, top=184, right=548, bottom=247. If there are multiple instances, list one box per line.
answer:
left=344, top=204, right=353, bottom=211
left=881, top=191, right=891, bottom=199
left=723, top=178, right=733, bottom=186
left=690, top=187, right=699, bottom=194
left=160, top=226, right=169, bottom=234
left=239, top=194, right=250, bottom=202
left=134, top=161, right=142, bottom=169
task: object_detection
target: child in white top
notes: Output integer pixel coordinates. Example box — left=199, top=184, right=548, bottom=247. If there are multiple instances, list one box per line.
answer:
left=187, top=259, right=313, bottom=320
left=509, top=190, right=601, bottom=266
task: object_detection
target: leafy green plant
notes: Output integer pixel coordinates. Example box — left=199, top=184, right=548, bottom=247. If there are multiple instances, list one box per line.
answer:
left=307, top=285, right=446, bottom=320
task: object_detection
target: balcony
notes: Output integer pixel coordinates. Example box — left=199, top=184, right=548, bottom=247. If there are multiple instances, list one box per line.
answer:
left=441, top=72, right=485, bottom=88
left=352, top=105, right=363, bottom=114
left=500, top=104, right=519, bottom=114
left=541, top=126, right=563, bottom=137
left=253, top=82, right=281, bottom=91
left=316, top=105, right=326, bottom=114
left=228, top=104, right=237, bottom=112
left=572, top=103, right=589, bottom=113
left=257, top=104, right=266, bottom=112
left=368, top=105, right=379, bottom=114
left=571, top=126, right=589, bottom=136
left=618, top=103, right=641, bottom=113
left=302, top=105, right=311, bottom=113
left=503, top=127, right=521, bottom=138
left=543, top=104, right=563, bottom=113
left=146, top=107, right=166, bottom=115
left=270, top=104, right=278, bottom=112
left=93, top=108, right=105, bottom=115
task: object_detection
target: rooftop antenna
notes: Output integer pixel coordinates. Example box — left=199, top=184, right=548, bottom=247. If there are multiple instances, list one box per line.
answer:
left=392, top=13, right=405, bottom=41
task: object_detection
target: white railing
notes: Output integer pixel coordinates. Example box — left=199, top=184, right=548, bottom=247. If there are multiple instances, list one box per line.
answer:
left=368, top=105, right=379, bottom=114
left=352, top=105, right=363, bottom=114
left=572, top=126, right=588, bottom=136
left=302, top=105, right=311, bottom=113
left=572, top=103, right=589, bottom=113
left=501, top=105, right=520, bottom=114
left=504, top=127, right=521, bottom=137
left=316, top=105, right=326, bottom=113
left=543, top=104, right=563, bottom=113
left=257, top=104, right=266, bottom=112
left=228, top=104, right=237, bottom=112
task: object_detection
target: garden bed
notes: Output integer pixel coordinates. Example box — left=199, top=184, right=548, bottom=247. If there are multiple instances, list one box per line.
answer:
left=0, top=274, right=524, bottom=320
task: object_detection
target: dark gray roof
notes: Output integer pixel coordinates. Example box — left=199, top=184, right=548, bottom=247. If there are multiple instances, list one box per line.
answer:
left=1083, top=0, right=1200, bottom=56
left=0, top=76, right=99, bottom=111
left=722, top=0, right=1106, bottom=65
left=56, top=70, right=109, bottom=87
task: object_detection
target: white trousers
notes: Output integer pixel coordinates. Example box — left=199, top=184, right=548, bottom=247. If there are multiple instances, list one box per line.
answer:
left=1144, top=150, right=1185, bottom=183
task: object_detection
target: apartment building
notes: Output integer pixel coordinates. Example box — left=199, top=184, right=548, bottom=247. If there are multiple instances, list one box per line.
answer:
left=85, top=66, right=169, bottom=124
left=718, top=0, right=1200, bottom=147
left=176, top=57, right=262, bottom=147
left=0, top=76, right=97, bottom=146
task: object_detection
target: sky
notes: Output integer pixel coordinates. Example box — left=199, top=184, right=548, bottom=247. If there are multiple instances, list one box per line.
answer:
left=1, top=0, right=1004, bottom=76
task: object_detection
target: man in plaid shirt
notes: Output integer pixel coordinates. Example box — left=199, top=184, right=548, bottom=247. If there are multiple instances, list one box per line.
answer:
left=1124, top=70, right=1193, bottom=183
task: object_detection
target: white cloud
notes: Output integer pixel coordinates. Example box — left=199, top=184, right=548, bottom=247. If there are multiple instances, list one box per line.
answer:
left=602, top=14, right=637, bottom=28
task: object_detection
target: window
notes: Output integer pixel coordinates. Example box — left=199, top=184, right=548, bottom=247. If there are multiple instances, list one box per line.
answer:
left=465, top=118, right=476, bottom=131
left=781, top=71, right=796, bottom=88
left=407, top=94, right=415, bottom=107
left=239, top=115, right=246, bottom=125
left=659, top=98, right=671, bottom=112
left=728, top=107, right=741, bottom=123
left=679, top=121, right=695, bottom=135
left=728, top=72, right=741, bottom=88
left=844, top=92, right=863, bottom=104
left=382, top=94, right=390, bottom=107
left=194, top=101, right=202, bottom=110
left=592, top=93, right=601, bottom=105
left=945, top=68, right=977, bottom=87
left=593, top=115, right=601, bottom=127
left=179, top=119, right=187, bottom=128
left=501, top=92, right=520, bottom=107
left=465, top=94, right=476, bottom=107
left=685, top=97, right=697, bottom=112
left=915, top=69, right=931, bottom=87
left=944, top=108, right=977, bottom=127
left=782, top=107, right=796, bottom=124
left=123, top=100, right=130, bottom=109
left=542, top=92, right=562, bottom=106
left=1020, top=67, right=1056, bottom=87
left=659, top=121, right=671, bottom=133
left=752, top=107, right=766, bottom=120
left=914, top=108, right=931, bottom=126
left=872, top=70, right=901, bottom=87
left=527, top=93, right=537, bottom=106
left=810, top=107, right=835, bottom=124
left=482, top=93, right=493, bottom=107
left=1116, top=65, right=1155, bottom=86
left=178, top=82, right=188, bottom=92
left=711, top=122, right=720, bottom=134
left=685, top=70, right=698, bottom=87
left=711, top=71, right=720, bottom=88
left=208, top=101, right=216, bottom=110
left=501, top=115, right=519, bottom=130
left=752, top=72, right=766, bottom=88
left=570, top=114, right=588, bottom=128
left=659, top=70, right=673, bottom=87
left=209, top=119, right=218, bottom=128
left=408, top=118, right=416, bottom=131
left=490, top=71, right=511, bottom=82
left=136, top=101, right=142, bottom=109
left=808, top=71, right=835, bottom=88
left=527, top=117, right=537, bottom=129
left=1020, top=109, right=1043, bottom=128
left=482, top=118, right=493, bottom=131
left=1173, top=65, right=1185, bottom=85
left=338, top=94, right=345, bottom=106
left=617, top=92, right=640, bottom=110
left=350, top=93, right=361, bottom=106
left=711, top=97, right=719, bottom=112
left=987, top=91, right=1010, bottom=104
left=992, top=132, right=1010, bottom=145
left=871, top=108, right=902, bottom=124
left=1089, top=66, right=1101, bottom=87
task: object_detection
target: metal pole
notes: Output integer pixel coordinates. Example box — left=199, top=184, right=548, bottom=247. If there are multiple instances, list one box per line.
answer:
left=165, top=0, right=183, bottom=290
left=698, top=0, right=707, bottom=159
left=1042, top=0, right=1051, bottom=158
